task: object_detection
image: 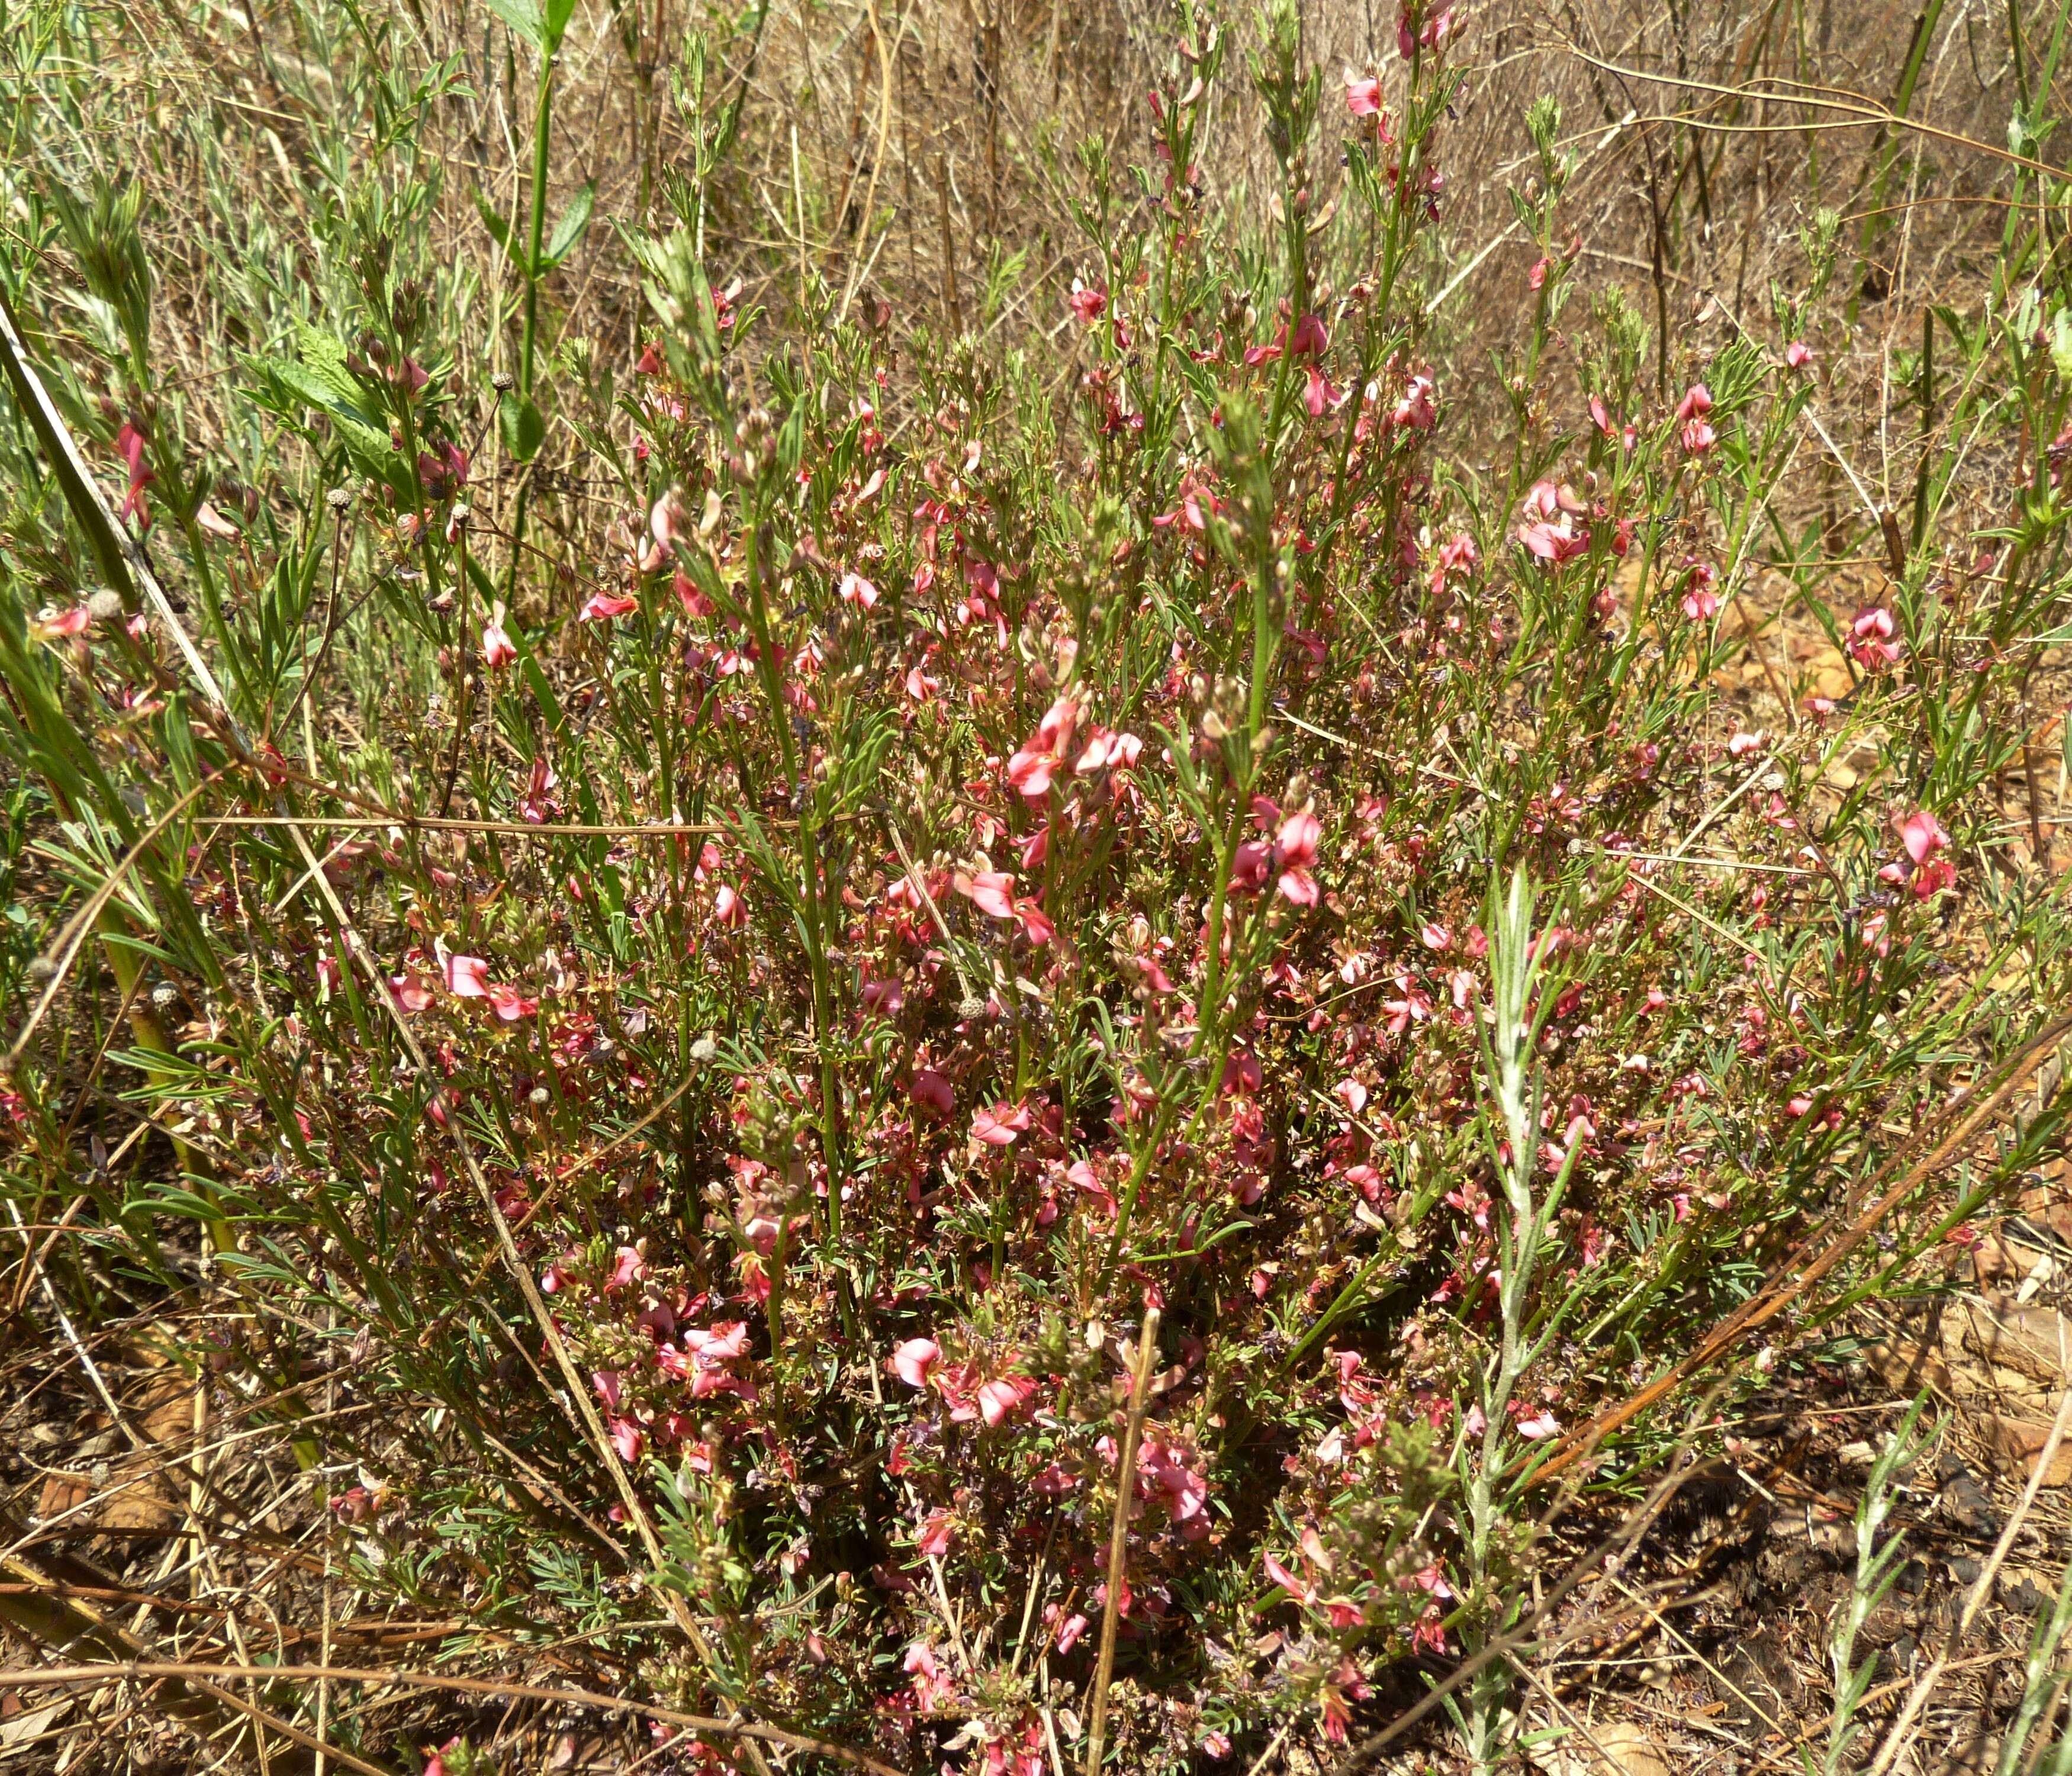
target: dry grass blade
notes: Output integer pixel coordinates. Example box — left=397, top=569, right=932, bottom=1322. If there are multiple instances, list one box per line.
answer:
left=1532, top=1009, right=2072, bottom=1486
left=1083, top=1304, right=1159, bottom=1776
left=0, top=1663, right=908, bottom=1775
left=1864, top=1384, right=2072, bottom=1775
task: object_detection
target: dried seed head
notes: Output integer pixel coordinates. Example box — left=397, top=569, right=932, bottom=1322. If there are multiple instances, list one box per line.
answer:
left=85, top=588, right=125, bottom=625
left=326, top=487, right=353, bottom=513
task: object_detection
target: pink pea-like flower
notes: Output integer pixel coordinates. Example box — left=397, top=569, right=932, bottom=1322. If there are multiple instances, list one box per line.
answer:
left=916, top=1508, right=953, bottom=1557
left=910, top=1069, right=955, bottom=1118
left=1276, top=810, right=1321, bottom=906
left=839, top=571, right=879, bottom=609
left=1902, top=809, right=1949, bottom=864
left=442, top=953, right=491, bottom=998
left=1069, top=282, right=1106, bottom=324
left=892, top=1337, right=941, bottom=1389
left=1346, top=75, right=1383, bottom=115
left=481, top=601, right=518, bottom=669
left=581, top=591, right=640, bottom=622
left=971, top=1103, right=1032, bottom=1146
left=977, top=1375, right=1034, bottom=1426
left=954, top=868, right=1019, bottom=921
left=1785, top=339, right=1813, bottom=369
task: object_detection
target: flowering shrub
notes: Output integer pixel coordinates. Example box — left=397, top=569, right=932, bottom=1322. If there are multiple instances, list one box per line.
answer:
left=3, top=0, right=2071, bottom=1771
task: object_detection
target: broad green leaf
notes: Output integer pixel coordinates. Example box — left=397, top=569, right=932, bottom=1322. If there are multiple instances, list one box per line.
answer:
left=542, top=182, right=596, bottom=269
left=500, top=391, right=545, bottom=462
left=474, top=189, right=523, bottom=268
left=482, top=0, right=546, bottom=52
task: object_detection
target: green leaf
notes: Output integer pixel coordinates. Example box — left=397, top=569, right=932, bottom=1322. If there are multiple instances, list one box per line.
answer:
left=542, top=182, right=596, bottom=269
left=482, top=0, right=546, bottom=51
left=500, top=392, right=545, bottom=462
left=473, top=189, right=522, bottom=268
left=542, top=0, right=576, bottom=52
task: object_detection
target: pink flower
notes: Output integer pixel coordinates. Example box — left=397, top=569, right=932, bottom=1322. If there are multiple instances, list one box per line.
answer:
left=1515, top=1409, right=1561, bottom=1440
left=1069, top=282, right=1106, bottom=324
left=1346, top=75, right=1384, bottom=115
left=971, top=1102, right=1032, bottom=1146
left=1902, top=809, right=1949, bottom=865
left=1675, top=382, right=1713, bottom=422
left=916, top=1508, right=954, bottom=1557
left=1676, top=383, right=1716, bottom=454
left=1265, top=1550, right=1318, bottom=1608
left=45, top=605, right=91, bottom=637
left=1527, top=255, right=1549, bottom=291
left=1516, top=479, right=1588, bottom=562
left=977, top=1375, right=1035, bottom=1426
left=1785, top=339, right=1813, bottom=369
left=1202, top=1733, right=1232, bottom=1759
left=713, top=883, right=749, bottom=926
left=1006, top=697, right=1079, bottom=801
left=115, top=421, right=153, bottom=527
left=608, top=1417, right=645, bottom=1462
left=1589, top=392, right=1614, bottom=437
left=955, top=868, right=1019, bottom=921
left=607, top=1246, right=647, bottom=1291
left=1289, top=313, right=1329, bottom=358
left=581, top=591, right=640, bottom=622
left=911, top=1069, right=955, bottom=1118
left=892, top=1337, right=941, bottom=1388
left=487, top=982, right=538, bottom=1021
left=1391, top=373, right=1437, bottom=431
left=1275, top=810, right=1321, bottom=906
left=1849, top=606, right=1903, bottom=670
left=593, top=1369, right=623, bottom=1410
left=481, top=601, right=518, bottom=669
left=442, top=953, right=491, bottom=998
left=1055, top=1611, right=1090, bottom=1654
left=839, top=571, right=879, bottom=609
left=390, top=973, right=434, bottom=1012
left=1138, top=1436, right=1208, bottom=1532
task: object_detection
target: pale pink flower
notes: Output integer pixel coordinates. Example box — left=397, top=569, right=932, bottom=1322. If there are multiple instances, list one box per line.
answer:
left=1346, top=75, right=1384, bottom=115
left=581, top=591, right=640, bottom=622
left=1275, top=810, right=1321, bottom=905
left=839, top=571, right=879, bottom=609
left=892, top=1337, right=941, bottom=1388
left=1515, top=1409, right=1561, bottom=1439
left=390, top=973, right=435, bottom=1012
left=971, top=1102, right=1032, bottom=1146
left=1902, top=808, right=1949, bottom=865
left=954, top=868, right=1019, bottom=920
left=916, top=1508, right=953, bottom=1557
left=486, top=982, right=537, bottom=1021
left=481, top=600, right=518, bottom=669
left=1517, top=478, right=1588, bottom=562
left=442, top=953, right=491, bottom=998
left=1785, top=339, right=1813, bottom=369
left=977, top=1375, right=1035, bottom=1427
left=607, top=1246, right=647, bottom=1291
